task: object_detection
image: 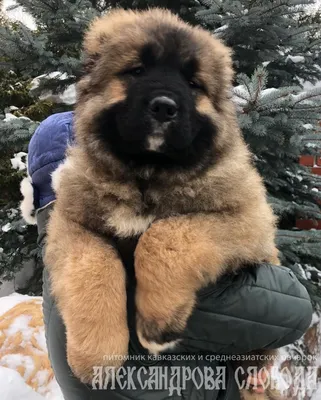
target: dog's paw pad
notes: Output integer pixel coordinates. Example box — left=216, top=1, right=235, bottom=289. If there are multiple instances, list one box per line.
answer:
left=136, top=316, right=183, bottom=354
left=137, top=330, right=180, bottom=354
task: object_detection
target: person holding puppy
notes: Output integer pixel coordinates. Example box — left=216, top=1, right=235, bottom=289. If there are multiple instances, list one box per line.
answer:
left=25, top=110, right=313, bottom=400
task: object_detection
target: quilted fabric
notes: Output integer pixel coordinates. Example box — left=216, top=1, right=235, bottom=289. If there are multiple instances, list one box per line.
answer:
left=28, top=112, right=74, bottom=209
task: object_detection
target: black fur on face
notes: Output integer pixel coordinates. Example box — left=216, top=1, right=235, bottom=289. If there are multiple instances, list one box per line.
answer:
left=94, top=27, right=218, bottom=172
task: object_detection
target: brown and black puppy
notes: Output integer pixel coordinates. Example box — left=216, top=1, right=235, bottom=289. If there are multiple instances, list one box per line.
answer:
left=45, top=9, right=280, bottom=399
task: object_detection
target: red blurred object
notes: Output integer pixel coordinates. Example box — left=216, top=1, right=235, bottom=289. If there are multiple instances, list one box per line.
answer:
left=299, top=155, right=315, bottom=167
left=296, top=219, right=321, bottom=230
left=311, top=167, right=321, bottom=176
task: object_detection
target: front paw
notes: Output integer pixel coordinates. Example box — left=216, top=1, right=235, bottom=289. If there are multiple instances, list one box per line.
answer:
left=67, top=345, right=102, bottom=384
left=136, top=294, right=195, bottom=354
left=67, top=335, right=128, bottom=384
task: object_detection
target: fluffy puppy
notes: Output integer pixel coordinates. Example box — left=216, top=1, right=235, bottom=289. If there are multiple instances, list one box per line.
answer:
left=45, top=9, right=280, bottom=400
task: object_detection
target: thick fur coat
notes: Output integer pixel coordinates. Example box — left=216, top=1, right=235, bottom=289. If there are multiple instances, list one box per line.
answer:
left=45, top=9, right=280, bottom=400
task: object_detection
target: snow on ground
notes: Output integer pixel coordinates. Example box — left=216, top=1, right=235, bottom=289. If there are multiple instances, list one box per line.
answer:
left=0, top=366, right=44, bottom=400
left=0, top=366, right=63, bottom=400
left=0, top=294, right=63, bottom=400
left=311, top=384, right=321, bottom=400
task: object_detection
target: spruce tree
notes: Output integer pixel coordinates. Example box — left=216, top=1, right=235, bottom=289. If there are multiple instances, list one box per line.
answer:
left=232, top=67, right=321, bottom=302
left=197, top=0, right=321, bottom=88
left=0, top=68, right=39, bottom=292
left=0, top=68, right=70, bottom=293
left=0, top=12, right=71, bottom=294
left=196, top=0, right=321, bottom=303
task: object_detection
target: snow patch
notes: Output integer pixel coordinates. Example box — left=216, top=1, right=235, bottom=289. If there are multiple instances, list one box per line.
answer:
left=303, top=124, right=314, bottom=130
left=297, top=264, right=308, bottom=280
left=33, top=330, right=47, bottom=354
left=214, top=24, right=228, bottom=33
left=311, top=384, right=321, bottom=400
left=59, top=84, right=76, bottom=105
left=5, top=314, right=32, bottom=337
left=11, top=152, right=27, bottom=171
left=1, top=223, right=12, bottom=232
left=286, top=55, right=305, bottom=63
left=311, top=312, right=320, bottom=326
left=30, top=73, right=69, bottom=92
left=29, top=73, right=76, bottom=105
left=0, top=366, right=44, bottom=400
left=233, top=85, right=249, bottom=97
left=2, top=0, right=36, bottom=30
left=302, top=78, right=321, bottom=91
left=306, top=143, right=319, bottom=148
left=30, top=72, right=76, bottom=104
left=232, top=85, right=250, bottom=108
left=3, top=112, right=18, bottom=122
left=0, top=294, right=64, bottom=399
left=3, top=113, right=31, bottom=122
left=261, top=88, right=278, bottom=96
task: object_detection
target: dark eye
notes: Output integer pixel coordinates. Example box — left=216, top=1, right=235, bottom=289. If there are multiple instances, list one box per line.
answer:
left=126, top=66, right=145, bottom=76
left=189, top=79, right=202, bottom=90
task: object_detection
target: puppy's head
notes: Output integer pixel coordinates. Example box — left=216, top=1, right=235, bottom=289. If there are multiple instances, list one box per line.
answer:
left=76, top=9, right=235, bottom=174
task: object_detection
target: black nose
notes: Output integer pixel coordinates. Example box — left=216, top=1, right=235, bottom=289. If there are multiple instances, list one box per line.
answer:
left=149, top=96, right=178, bottom=123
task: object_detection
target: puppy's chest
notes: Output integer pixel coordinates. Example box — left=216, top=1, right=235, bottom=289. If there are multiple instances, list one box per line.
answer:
left=106, top=184, right=198, bottom=238
left=107, top=194, right=160, bottom=238
left=107, top=208, right=155, bottom=238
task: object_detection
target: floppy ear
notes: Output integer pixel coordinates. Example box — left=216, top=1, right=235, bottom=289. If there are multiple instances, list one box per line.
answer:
left=213, top=40, right=235, bottom=96
left=80, top=52, right=100, bottom=76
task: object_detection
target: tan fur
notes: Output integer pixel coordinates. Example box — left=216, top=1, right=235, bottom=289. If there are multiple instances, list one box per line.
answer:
left=45, top=9, right=280, bottom=398
left=45, top=211, right=129, bottom=382
left=107, top=209, right=155, bottom=237
left=241, top=388, right=284, bottom=400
